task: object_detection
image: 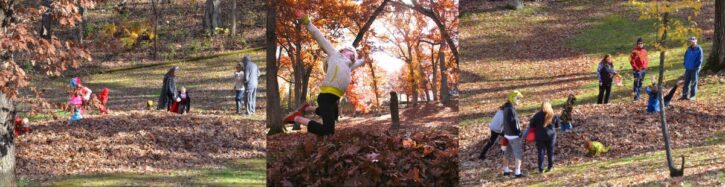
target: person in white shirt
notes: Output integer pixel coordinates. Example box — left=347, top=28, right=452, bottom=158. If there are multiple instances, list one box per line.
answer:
left=282, top=11, right=365, bottom=136
left=234, top=63, right=246, bottom=114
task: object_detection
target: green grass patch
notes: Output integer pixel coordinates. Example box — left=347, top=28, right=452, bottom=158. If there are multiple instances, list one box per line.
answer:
left=24, top=159, right=266, bottom=187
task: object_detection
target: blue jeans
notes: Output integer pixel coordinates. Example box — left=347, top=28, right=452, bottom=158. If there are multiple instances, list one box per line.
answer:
left=682, top=69, right=700, bottom=99
left=235, top=90, right=244, bottom=113
left=633, top=70, right=646, bottom=101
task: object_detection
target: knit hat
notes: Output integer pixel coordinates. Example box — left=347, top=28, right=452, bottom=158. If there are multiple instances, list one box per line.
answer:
left=508, top=90, right=523, bottom=104
left=636, top=37, right=644, bottom=44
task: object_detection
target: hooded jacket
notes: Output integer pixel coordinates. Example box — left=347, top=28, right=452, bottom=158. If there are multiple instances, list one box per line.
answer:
left=243, top=56, right=260, bottom=88
left=630, top=47, right=649, bottom=71
left=304, top=21, right=365, bottom=97
left=158, top=67, right=178, bottom=109
left=683, top=45, right=703, bottom=70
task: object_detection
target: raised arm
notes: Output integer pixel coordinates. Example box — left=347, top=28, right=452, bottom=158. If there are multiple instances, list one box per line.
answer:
left=302, top=20, right=337, bottom=55
left=350, top=59, right=365, bottom=70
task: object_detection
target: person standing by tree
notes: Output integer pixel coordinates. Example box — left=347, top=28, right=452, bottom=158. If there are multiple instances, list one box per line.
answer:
left=597, top=54, right=618, bottom=104
left=243, top=56, right=260, bottom=115
left=680, top=36, right=704, bottom=100
left=158, top=66, right=179, bottom=111
left=234, top=62, right=246, bottom=114
left=282, top=11, right=365, bottom=136
left=630, top=38, right=649, bottom=101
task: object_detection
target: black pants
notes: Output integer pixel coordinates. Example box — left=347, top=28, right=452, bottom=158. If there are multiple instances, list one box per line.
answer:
left=536, top=137, right=556, bottom=171
left=597, top=84, right=612, bottom=104
left=308, top=93, right=340, bottom=136
left=663, top=84, right=679, bottom=107
left=479, top=130, right=501, bottom=159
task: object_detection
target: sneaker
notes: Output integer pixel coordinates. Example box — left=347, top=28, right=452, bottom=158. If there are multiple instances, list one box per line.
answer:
left=503, top=171, right=512, bottom=177
left=283, top=112, right=302, bottom=124
left=545, top=168, right=553, bottom=173
left=514, top=173, right=526, bottom=178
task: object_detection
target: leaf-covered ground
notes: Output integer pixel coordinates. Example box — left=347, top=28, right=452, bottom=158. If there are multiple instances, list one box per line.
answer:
left=459, top=0, right=723, bottom=186
left=16, top=48, right=268, bottom=185
left=267, top=102, right=460, bottom=186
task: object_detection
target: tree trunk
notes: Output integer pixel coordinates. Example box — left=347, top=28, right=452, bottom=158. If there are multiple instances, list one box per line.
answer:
left=40, top=0, right=52, bottom=40
left=706, top=0, right=725, bottom=72
left=366, top=61, right=381, bottom=107
left=390, top=91, right=400, bottom=129
left=203, top=0, right=221, bottom=34
left=0, top=93, right=16, bottom=187
left=352, top=0, right=389, bottom=47
left=508, top=0, right=523, bottom=10
left=231, top=0, right=237, bottom=36
left=151, top=0, right=159, bottom=60
left=430, top=45, right=438, bottom=101
left=656, top=13, right=684, bottom=177
left=266, top=0, right=283, bottom=134
left=407, top=59, right=418, bottom=106
left=439, top=46, right=449, bottom=103
left=77, top=4, right=85, bottom=43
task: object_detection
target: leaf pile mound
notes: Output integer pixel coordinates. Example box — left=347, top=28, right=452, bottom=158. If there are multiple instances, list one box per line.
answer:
left=469, top=101, right=725, bottom=170
left=15, top=111, right=266, bottom=179
left=268, top=128, right=459, bottom=186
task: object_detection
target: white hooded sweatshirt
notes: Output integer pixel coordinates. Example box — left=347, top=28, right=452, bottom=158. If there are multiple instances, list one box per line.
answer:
left=304, top=21, right=365, bottom=97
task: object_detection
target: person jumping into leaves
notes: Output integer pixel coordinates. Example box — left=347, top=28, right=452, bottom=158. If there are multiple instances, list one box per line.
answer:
left=282, top=10, right=365, bottom=136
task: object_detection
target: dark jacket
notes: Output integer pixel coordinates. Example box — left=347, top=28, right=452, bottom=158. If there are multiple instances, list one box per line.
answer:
left=597, top=62, right=616, bottom=86
left=502, top=102, right=521, bottom=136
left=530, top=111, right=559, bottom=142
left=158, top=71, right=177, bottom=109
left=177, top=91, right=191, bottom=114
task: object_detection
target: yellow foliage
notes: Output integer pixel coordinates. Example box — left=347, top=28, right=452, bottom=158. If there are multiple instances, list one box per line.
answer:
left=629, top=0, right=702, bottom=50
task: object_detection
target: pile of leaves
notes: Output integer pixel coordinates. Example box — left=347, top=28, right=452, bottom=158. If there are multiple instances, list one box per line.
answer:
left=267, top=128, right=459, bottom=186
left=15, top=111, right=266, bottom=179
left=467, top=101, right=725, bottom=171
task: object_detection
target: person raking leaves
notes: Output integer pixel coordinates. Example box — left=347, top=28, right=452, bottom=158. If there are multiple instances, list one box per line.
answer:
left=282, top=10, right=366, bottom=136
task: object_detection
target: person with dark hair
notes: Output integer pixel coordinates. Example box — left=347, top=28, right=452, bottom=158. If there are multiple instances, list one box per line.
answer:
left=158, top=66, right=179, bottom=110
left=597, top=54, right=618, bottom=104
left=630, top=38, right=649, bottom=101
left=478, top=103, right=506, bottom=160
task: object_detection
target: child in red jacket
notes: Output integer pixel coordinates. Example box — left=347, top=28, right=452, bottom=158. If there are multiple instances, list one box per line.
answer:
left=14, top=118, right=30, bottom=136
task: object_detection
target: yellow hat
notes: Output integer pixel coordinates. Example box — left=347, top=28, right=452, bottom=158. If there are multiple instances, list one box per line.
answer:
left=508, top=91, right=523, bottom=103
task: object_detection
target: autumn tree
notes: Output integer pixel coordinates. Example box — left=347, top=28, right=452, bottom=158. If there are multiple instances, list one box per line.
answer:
left=267, top=0, right=284, bottom=134
left=631, top=0, right=703, bottom=177
left=705, top=0, right=724, bottom=72
left=1, top=0, right=96, bottom=184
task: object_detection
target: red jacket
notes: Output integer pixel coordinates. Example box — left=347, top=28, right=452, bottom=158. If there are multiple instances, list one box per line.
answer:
left=630, top=47, right=648, bottom=71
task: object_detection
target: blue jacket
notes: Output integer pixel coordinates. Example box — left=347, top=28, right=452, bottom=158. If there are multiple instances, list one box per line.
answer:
left=684, top=45, right=703, bottom=70
left=646, top=87, right=660, bottom=113
left=243, top=56, right=260, bottom=88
